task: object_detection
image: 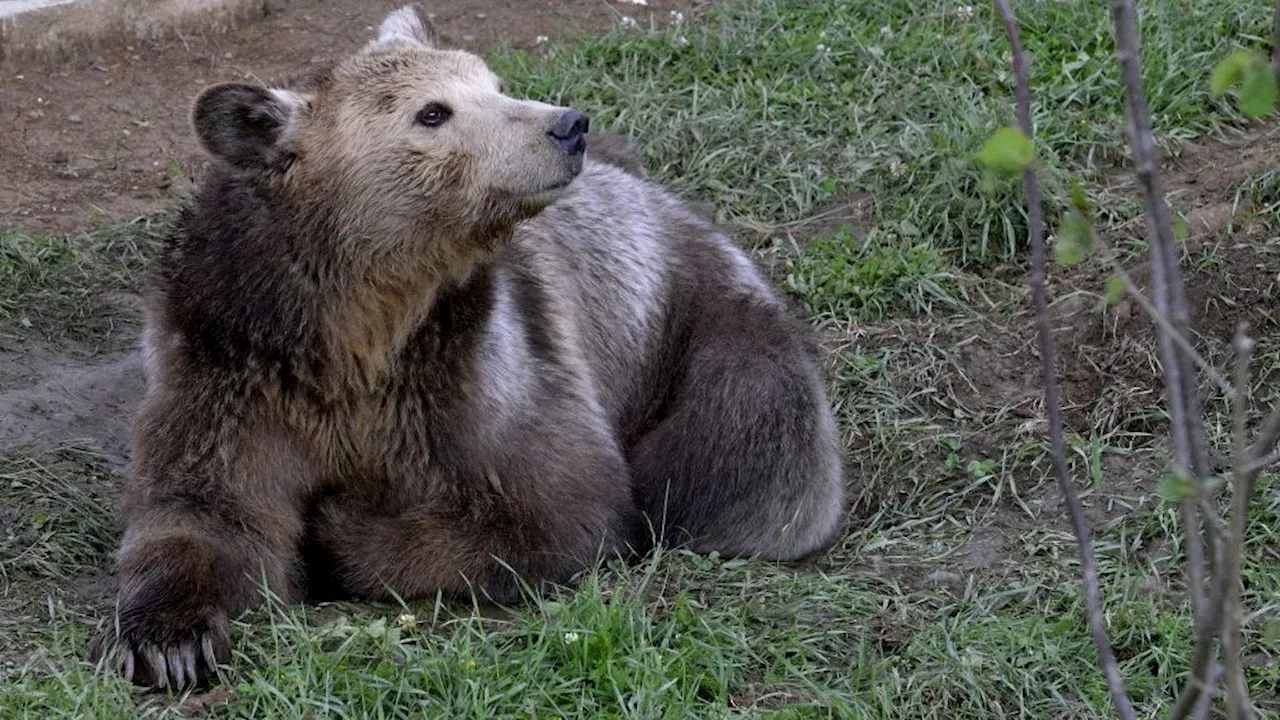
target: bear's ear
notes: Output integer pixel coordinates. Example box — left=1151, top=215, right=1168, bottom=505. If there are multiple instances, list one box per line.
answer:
left=191, top=82, right=309, bottom=168
left=373, top=4, right=438, bottom=49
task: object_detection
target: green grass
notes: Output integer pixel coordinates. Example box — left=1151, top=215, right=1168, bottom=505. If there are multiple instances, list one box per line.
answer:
left=0, top=217, right=164, bottom=346
left=0, top=444, right=120, bottom=584
left=0, top=445, right=121, bottom=688
left=2, top=0, right=1280, bottom=717
left=492, top=0, right=1269, bottom=271
left=2, top=486, right=1277, bottom=718
left=782, top=226, right=959, bottom=321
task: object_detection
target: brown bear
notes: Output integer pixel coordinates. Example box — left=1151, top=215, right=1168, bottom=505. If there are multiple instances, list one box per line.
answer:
left=90, top=5, right=846, bottom=691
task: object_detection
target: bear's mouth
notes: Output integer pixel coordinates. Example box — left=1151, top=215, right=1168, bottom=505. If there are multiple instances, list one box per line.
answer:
left=521, top=174, right=577, bottom=201
left=517, top=179, right=576, bottom=215
left=539, top=177, right=575, bottom=193
left=527, top=155, right=584, bottom=197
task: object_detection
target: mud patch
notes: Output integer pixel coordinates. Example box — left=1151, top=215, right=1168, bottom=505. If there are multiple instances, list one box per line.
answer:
left=0, top=345, right=144, bottom=468
left=0, top=0, right=705, bottom=235
left=1051, top=134, right=1280, bottom=437
left=784, top=192, right=878, bottom=243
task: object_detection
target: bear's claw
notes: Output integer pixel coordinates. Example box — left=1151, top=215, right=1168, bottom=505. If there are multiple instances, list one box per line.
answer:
left=91, top=611, right=230, bottom=691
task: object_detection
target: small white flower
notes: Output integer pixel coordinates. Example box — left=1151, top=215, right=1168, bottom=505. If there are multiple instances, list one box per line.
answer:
left=620, top=0, right=647, bottom=4
left=956, top=4, right=974, bottom=18
left=669, top=10, right=685, bottom=26
left=396, top=613, right=418, bottom=629
left=880, top=25, right=893, bottom=37
left=815, top=43, right=828, bottom=53
left=564, top=631, right=580, bottom=644
left=619, top=15, right=637, bottom=28
left=673, top=34, right=689, bottom=47
left=535, top=35, right=549, bottom=45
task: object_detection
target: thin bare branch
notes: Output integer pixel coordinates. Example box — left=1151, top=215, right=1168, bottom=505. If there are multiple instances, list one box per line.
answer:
left=1193, top=662, right=1224, bottom=720
left=1167, top=588, right=1226, bottom=720
left=1244, top=448, right=1280, bottom=476
left=1104, top=0, right=1211, bottom=632
left=1179, top=325, right=1218, bottom=627
left=1172, top=324, right=1271, bottom=720
left=1223, top=325, right=1257, bottom=720
left=992, top=2, right=1136, bottom=718
left=1092, top=242, right=1236, bottom=399
left=1168, top=373, right=1279, bottom=719
left=1234, top=400, right=1280, bottom=500
left=1273, top=0, right=1280, bottom=79
left=1245, top=400, right=1280, bottom=473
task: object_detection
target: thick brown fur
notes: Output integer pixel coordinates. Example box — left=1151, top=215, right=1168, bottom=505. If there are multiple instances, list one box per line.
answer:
left=90, top=5, right=846, bottom=691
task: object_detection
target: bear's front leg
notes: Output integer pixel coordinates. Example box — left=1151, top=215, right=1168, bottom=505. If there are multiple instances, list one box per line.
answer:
left=310, top=417, right=640, bottom=605
left=90, top=388, right=312, bottom=691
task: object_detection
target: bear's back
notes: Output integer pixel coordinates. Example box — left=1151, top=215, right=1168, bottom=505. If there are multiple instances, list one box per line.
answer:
left=505, top=159, right=779, bottom=434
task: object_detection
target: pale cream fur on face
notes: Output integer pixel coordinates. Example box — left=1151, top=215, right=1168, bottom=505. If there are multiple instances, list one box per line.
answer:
left=267, top=7, right=583, bottom=256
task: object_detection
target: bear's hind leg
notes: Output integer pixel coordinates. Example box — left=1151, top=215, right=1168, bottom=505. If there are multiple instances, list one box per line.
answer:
left=307, top=424, right=642, bottom=605
left=629, top=295, right=846, bottom=561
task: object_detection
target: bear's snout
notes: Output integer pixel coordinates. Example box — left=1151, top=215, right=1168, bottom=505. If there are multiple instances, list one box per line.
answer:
left=547, top=109, right=589, bottom=156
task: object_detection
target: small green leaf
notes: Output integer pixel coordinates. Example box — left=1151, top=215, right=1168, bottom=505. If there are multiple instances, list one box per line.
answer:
left=1157, top=473, right=1199, bottom=502
left=1239, top=62, right=1278, bottom=117
left=1055, top=211, right=1093, bottom=265
left=1104, top=275, right=1126, bottom=305
left=1211, top=49, right=1253, bottom=96
left=978, top=127, right=1035, bottom=174
left=1068, top=179, right=1092, bottom=215
left=1055, top=234, right=1083, bottom=266
left=1210, top=49, right=1278, bottom=117
left=1264, top=620, right=1280, bottom=645
left=1174, top=216, right=1190, bottom=243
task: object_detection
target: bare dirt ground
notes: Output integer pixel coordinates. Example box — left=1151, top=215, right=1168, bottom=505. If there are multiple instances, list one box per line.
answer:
left=0, top=0, right=702, bottom=236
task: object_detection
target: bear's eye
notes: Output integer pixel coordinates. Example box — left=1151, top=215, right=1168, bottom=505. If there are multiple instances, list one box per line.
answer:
left=416, top=102, right=452, bottom=128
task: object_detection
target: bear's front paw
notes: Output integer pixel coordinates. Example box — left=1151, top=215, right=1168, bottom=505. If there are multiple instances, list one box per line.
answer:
left=89, top=604, right=231, bottom=691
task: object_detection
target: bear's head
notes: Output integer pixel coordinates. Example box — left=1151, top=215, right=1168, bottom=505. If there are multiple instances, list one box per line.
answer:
left=188, top=4, right=589, bottom=266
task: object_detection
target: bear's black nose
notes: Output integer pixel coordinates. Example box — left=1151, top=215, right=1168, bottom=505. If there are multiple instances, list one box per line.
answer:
left=547, top=109, right=589, bottom=156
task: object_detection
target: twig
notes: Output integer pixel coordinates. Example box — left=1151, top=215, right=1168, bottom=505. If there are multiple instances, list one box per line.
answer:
left=1105, top=0, right=1211, bottom=634
left=1091, top=241, right=1236, bottom=399
left=1165, top=367, right=1280, bottom=720
left=1245, top=400, right=1280, bottom=478
left=1167, top=587, right=1226, bottom=720
left=1273, top=0, right=1280, bottom=79
left=1243, top=447, right=1280, bottom=476
left=1194, top=662, right=1225, bottom=720
left=992, top=2, right=1136, bottom=718
left=1223, top=325, right=1257, bottom=720
left=1093, top=242, right=1233, bottom=556
left=1171, top=323, right=1272, bottom=720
